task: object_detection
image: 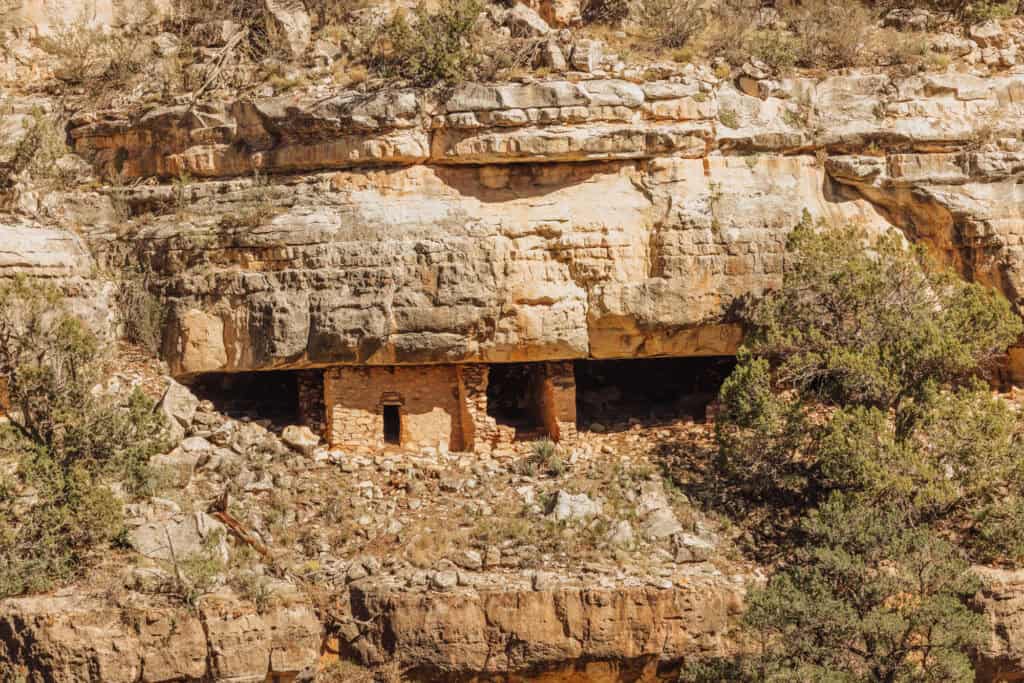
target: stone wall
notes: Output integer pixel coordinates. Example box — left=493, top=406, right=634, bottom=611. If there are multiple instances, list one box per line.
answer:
left=325, top=365, right=467, bottom=452
left=296, top=370, right=325, bottom=438
left=457, top=364, right=512, bottom=454
left=323, top=362, right=580, bottom=453
left=535, top=361, right=577, bottom=443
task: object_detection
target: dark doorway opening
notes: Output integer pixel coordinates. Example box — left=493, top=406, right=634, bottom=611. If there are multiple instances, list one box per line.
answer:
left=574, top=357, right=735, bottom=430
left=188, top=370, right=299, bottom=427
left=486, top=363, right=544, bottom=441
left=383, top=404, right=401, bottom=445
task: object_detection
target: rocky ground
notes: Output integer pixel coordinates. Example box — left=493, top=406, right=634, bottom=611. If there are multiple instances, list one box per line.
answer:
left=0, top=349, right=750, bottom=681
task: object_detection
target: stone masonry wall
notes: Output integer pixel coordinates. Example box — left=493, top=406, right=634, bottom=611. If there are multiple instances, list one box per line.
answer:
left=459, top=364, right=514, bottom=454
left=323, top=363, right=578, bottom=454
left=296, top=370, right=325, bottom=439
left=535, top=361, right=577, bottom=443
left=325, top=365, right=466, bottom=452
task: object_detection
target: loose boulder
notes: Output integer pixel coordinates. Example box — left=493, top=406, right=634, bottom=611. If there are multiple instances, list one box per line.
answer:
left=263, top=0, right=311, bottom=59
left=282, top=425, right=320, bottom=456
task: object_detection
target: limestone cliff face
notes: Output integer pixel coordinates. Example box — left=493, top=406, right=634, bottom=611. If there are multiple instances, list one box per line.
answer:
left=67, top=70, right=1024, bottom=376
left=345, top=582, right=741, bottom=679
left=0, top=593, right=322, bottom=683
left=0, top=579, right=742, bottom=683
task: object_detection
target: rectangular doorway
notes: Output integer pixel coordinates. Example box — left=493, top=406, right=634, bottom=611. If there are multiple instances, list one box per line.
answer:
left=383, top=404, right=401, bottom=445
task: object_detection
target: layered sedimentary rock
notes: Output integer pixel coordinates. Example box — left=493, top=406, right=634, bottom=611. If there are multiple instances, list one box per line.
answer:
left=0, top=580, right=743, bottom=682
left=975, top=568, right=1024, bottom=681
left=0, top=593, right=321, bottom=682
left=0, top=217, right=116, bottom=338
left=345, top=582, right=742, bottom=679
left=64, top=71, right=1024, bottom=376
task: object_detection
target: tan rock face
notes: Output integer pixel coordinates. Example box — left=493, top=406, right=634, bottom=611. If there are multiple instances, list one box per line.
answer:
left=0, top=594, right=321, bottom=683
left=67, top=71, right=1024, bottom=376
left=99, top=156, right=885, bottom=375
left=974, top=568, right=1024, bottom=682
left=347, top=582, right=743, bottom=678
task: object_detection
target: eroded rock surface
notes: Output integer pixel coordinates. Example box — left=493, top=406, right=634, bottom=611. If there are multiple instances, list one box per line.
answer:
left=0, top=593, right=321, bottom=683
left=344, top=582, right=741, bottom=678
left=54, top=71, right=1024, bottom=376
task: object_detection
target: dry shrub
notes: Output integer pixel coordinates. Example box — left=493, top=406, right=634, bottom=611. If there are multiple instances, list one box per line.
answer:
left=581, top=0, right=630, bottom=24
left=304, top=0, right=371, bottom=28
left=703, top=0, right=883, bottom=71
left=868, top=25, right=931, bottom=65
left=116, top=272, right=167, bottom=357
left=39, top=21, right=144, bottom=87
left=702, top=0, right=762, bottom=66
left=786, top=0, right=875, bottom=69
left=635, top=0, right=706, bottom=48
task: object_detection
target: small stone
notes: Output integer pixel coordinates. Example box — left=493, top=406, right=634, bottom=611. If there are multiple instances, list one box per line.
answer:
left=180, top=436, right=213, bottom=453
left=362, top=555, right=382, bottom=574
left=282, top=425, right=320, bottom=456
left=571, top=39, right=603, bottom=73
left=673, top=532, right=715, bottom=563
left=431, top=570, right=459, bottom=591
left=506, top=2, right=550, bottom=37
left=608, top=520, right=634, bottom=547
left=346, top=563, right=369, bottom=582
left=642, top=507, right=684, bottom=540
left=550, top=490, right=601, bottom=522
left=452, top=549, right=483, bottom=570
left=161, top=379, right=199, bottom=427
left=541, top=40, right=567, bottom=72
left=970, top=20, right=1006, bottom=49
left=516, top=485, right=536, bottom=505
left=484, top=546, right=501, bottom=568
left=263, top=0, right=311, bottom=58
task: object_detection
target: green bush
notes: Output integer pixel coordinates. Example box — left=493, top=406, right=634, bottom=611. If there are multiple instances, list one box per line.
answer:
left=717, top=221, right=1024, bottom=553
left=737, top=497, right=983, bottom=683
left=519, top=439, right=567, bottom=477
left=0, top=277, right=169, bottom=597
left=0, top=107, right=71, bottom=191
left=369, top=0, right=485, bottom=87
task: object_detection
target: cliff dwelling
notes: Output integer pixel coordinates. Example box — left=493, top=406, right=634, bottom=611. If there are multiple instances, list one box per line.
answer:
left=186, top=358, right=737, bottom=453
left=307, top=356, right=739, bottom=452
left=320, top=362, right=577, bottom=453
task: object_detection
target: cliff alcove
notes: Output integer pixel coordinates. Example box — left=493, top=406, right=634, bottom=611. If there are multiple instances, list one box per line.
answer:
left=485, top=362, right=549, bottom=442
left=574, top=357, right=735, bottom=429
left=188, top=370, right=301, bottom=428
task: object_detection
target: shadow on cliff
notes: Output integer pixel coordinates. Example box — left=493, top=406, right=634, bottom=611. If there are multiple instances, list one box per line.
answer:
left=431, top=160, right=636, bottom=204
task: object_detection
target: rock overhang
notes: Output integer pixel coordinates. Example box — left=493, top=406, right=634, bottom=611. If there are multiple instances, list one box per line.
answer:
left=57, top=72, right=1024, bottom=377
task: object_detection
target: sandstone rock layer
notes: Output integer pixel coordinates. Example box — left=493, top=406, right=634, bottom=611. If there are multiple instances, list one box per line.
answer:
left=60, top=73, right=1024, bottom=376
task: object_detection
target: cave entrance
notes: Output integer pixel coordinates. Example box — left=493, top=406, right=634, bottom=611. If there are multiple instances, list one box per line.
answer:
left=188, top=370, right=300, bottom=428
left=574, top=357, right=735, bottom=430
left=486, top=363, right=546, bottom=441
